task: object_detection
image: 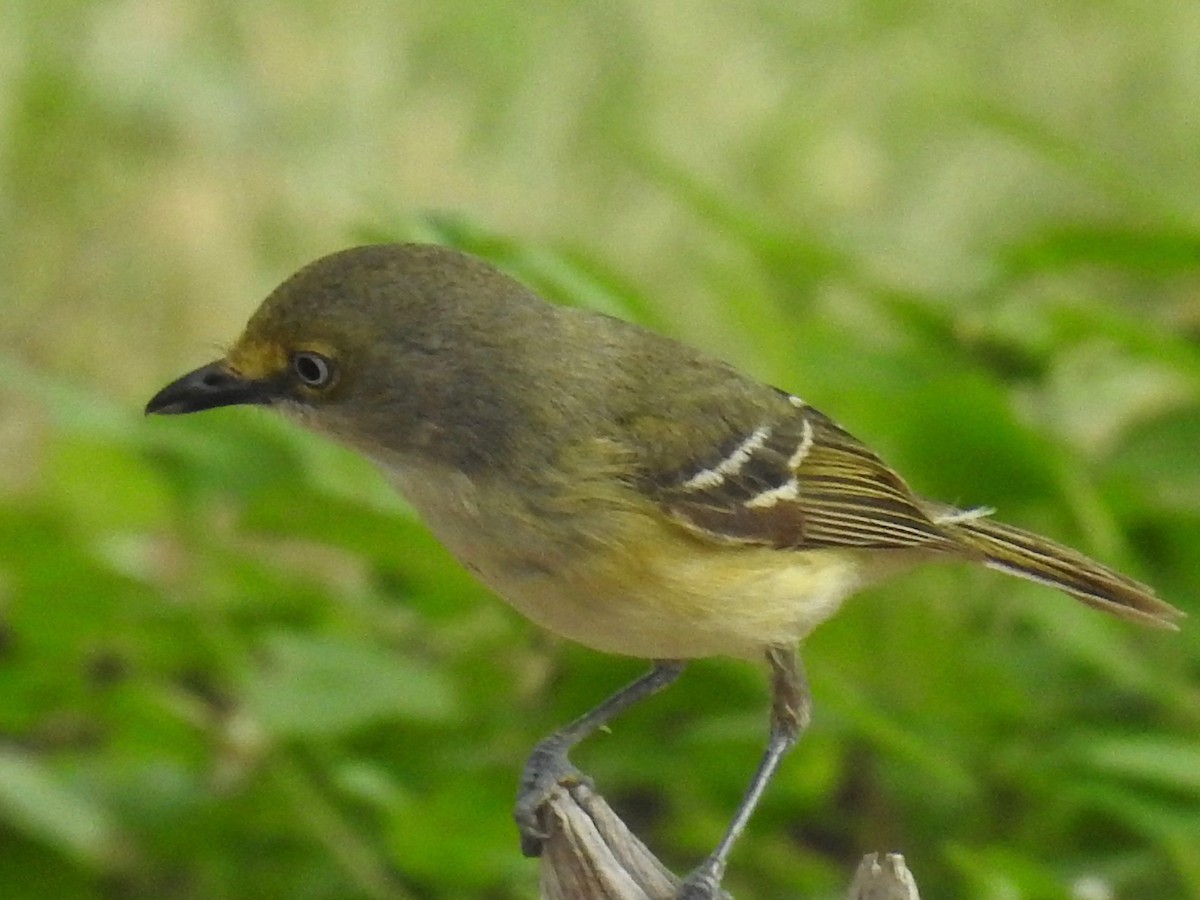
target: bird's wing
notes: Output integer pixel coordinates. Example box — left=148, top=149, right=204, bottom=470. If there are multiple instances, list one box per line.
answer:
left=648, top=392, right=962, bottom=552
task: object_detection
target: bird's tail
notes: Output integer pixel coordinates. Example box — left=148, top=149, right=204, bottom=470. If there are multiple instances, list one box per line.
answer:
left=941, top=513, right=1184, bottom=629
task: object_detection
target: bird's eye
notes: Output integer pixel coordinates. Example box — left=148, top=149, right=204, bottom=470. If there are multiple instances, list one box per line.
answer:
left=292, top=351, right=335, bottom=388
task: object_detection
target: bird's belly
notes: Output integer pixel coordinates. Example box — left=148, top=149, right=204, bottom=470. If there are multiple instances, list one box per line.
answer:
left=384, top=464, right=892, bottom=660
left=480, top=541, right=872, bottom=660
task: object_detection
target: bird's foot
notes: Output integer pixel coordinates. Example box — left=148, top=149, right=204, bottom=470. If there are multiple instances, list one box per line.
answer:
left=676, top=857, right=731, bottom=900
left=514, top=735, right=591, bottom=857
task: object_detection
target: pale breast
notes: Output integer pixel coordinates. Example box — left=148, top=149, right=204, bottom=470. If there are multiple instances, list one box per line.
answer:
left=381, top=457, right=910, bottom=660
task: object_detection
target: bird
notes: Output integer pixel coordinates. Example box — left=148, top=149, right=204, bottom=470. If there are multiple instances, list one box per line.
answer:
left=146, top=242, right=1183, bottom=899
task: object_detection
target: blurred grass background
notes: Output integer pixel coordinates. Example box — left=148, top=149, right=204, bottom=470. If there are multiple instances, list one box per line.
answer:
left=3, top=1, right=1200, bottom=897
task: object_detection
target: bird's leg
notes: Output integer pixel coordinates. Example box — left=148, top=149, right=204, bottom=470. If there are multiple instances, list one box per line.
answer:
left=516, top=659, right=687, bottom=857
left=677, top=646, right=811, bottom=900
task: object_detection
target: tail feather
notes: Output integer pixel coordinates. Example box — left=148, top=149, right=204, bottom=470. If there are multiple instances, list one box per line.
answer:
left=944, top=515, right=1184, bottom=630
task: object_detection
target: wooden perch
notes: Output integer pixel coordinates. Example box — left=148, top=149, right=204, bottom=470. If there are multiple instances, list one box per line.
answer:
left=847, top=853, right=921, bottom=900
left=536, top=781, right=919, bottom=900
left=537, top=781, right=685, bottom=900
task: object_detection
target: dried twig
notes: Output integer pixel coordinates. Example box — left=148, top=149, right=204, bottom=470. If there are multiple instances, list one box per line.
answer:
left=538, top=781, right=682, bottom=900
left=535, top=780, right=919, bottom=899
left=847, top=853, right=921, bottom=900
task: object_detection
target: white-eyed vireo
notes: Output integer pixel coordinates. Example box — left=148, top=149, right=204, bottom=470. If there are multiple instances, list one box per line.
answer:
left=146, top=243, right=1182, bottom=899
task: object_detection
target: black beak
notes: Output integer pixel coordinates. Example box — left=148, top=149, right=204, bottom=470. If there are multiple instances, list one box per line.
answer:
left=145, top=360, right=271, bottom=415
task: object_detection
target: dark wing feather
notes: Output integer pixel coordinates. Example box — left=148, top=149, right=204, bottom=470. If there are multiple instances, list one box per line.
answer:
left=640, top=390, right=1183, bottom=628
left=650, top=395, right=961, bottom=552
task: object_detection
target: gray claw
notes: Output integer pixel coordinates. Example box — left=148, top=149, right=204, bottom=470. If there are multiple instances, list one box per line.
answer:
left=514, top=738, right=590, bottom=858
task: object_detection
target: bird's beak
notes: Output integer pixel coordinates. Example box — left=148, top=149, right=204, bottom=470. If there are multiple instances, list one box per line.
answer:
left=145, top=360, right=272, bottom=416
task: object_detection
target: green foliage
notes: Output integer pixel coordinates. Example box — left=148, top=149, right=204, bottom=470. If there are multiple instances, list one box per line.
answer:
left=3, top=1, right=1200, bottom=898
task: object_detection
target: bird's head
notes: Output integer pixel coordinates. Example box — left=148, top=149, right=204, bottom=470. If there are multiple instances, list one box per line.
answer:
left=146, top=243, right=550, bottom=470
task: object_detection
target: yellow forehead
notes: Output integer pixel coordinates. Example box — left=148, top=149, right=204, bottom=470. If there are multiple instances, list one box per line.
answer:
left=225, top=336, right=288, bottom=380
left=226, top=335, right=339, bottom=380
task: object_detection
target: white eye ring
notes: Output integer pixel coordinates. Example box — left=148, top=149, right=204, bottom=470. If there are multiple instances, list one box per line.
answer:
left=292, top=351, right=335, bottom=388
